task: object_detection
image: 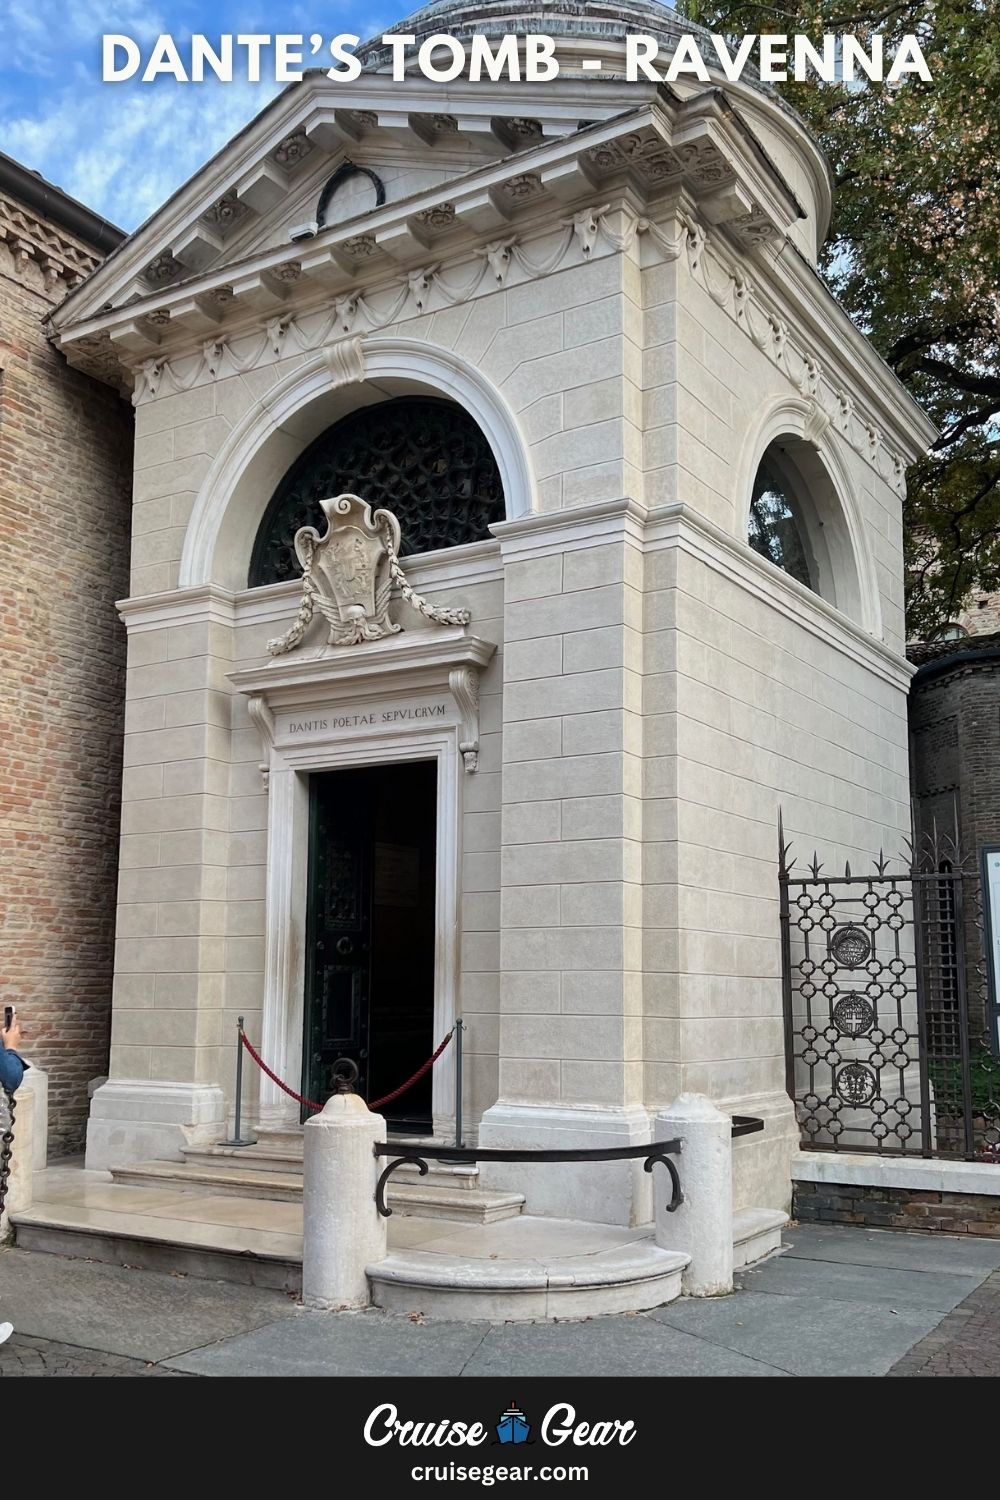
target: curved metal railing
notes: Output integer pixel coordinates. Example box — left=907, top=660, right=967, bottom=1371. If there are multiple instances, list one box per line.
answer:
left=372, top=1116, right=763, bottom=1218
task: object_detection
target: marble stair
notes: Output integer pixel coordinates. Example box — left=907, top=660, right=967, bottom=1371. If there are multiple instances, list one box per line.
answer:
left=12, top=1158, right=786, bottom=1318
left=733, top=1207, right=788, bottom=1269
left=108, top=1130, right=527, bottom=1226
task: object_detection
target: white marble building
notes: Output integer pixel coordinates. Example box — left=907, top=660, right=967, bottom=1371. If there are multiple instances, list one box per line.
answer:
left=51, top=0, right=934, bottom=1228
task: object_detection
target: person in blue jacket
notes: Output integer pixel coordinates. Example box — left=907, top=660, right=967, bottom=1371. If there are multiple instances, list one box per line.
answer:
left=1, top=1009, right=26, bottom=1344
left=1, top=1010, right=26, bottom=1094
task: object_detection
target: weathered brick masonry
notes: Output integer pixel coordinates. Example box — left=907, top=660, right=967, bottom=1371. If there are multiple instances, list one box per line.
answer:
left=0, top=161, right=132, bottom=1154
left=908, top=637, right=1000, bottom=863
left=794, top=1178, right=1000, bottom=1236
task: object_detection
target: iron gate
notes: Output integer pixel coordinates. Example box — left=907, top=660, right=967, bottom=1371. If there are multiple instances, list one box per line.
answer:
left=780, top=819, right=1000, bottom=1159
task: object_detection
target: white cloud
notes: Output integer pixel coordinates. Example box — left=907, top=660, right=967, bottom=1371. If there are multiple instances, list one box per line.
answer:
left=0, top=0, right=169, bottom=75
left=3, top=75, right=283, bottom=227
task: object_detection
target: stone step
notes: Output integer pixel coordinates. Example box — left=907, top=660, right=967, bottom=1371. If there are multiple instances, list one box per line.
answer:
left=368, top=1228, right=690, bottom=1321
left=386, top=1184, right=524, bottom=1224
left=110, top=1160, right=520, bottom=1222
left=12, top=1209, right=302, bottom=1292
left=183, top=1144, right=481, bottom=1191
left=184, top=1144, right=306, bottom=1175
left=733, top=1207, right=788, bottom=1269
left=112, top=1161, right=305, bottom=1201
left=13, top=1192, right=681, bottom=1319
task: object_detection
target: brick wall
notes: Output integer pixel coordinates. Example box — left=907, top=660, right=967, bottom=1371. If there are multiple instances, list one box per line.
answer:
left=0, top=205, right=133, bottom=1155
left=910, top=657, right=1000, bottom=863
left=794, top=1178, right=1000, bottom=1236
left=962, top=592, right=1000, bottom=637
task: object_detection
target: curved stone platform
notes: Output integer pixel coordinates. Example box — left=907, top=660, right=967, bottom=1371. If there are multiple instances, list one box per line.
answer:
left=368, top=1216, right=689, bottom=1321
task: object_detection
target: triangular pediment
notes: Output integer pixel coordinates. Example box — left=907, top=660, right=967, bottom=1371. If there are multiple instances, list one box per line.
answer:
left=51, top=70, right=815, bottom=392
left=53, top=73, right=629, bottom=329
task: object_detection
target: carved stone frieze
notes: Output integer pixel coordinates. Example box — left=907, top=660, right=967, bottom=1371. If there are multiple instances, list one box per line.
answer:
left=144, top=251, right=185, bottom=286
left=415, top=203, right=457, bottom=230
left=202, top=191, right=251, bottom=232
left=501, top=173, right=544, bottom=202
left=273, top=130, right=314, bottom=168
left=113, top=193, right=905, bottom=497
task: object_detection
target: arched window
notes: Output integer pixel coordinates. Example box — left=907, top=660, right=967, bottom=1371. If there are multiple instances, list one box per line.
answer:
left=748, top=456, right=816, bottom=591
left=931, top=622, right=968, bottom=642
left=742, top=417, right=877, bottom=632
left=248, top=396, right=505, bottom=588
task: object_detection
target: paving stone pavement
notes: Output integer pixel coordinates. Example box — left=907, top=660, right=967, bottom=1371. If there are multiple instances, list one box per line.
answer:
left=889, top=1270, right=1000, bottom=1376
left=3, top=1224, right=1000, bottom=1377
left=0, top=1332, right=184, bottom=1377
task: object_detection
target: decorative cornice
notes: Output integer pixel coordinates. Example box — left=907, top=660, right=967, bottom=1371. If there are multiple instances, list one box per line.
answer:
left=107, top=192, right=919, bottom=491
left=230, top=626, right=498, bottom=774
left=51, top=91, right=799, bottom=350
left=126, top=203, right=644, bottom=405
left=116, top=541, right=504, bottom=633
left=645, top=501, right=914, bottom=691
left=676, top=218, right=923, bottom=489
left=0, top=195, right=101, bottom=296
left=492, top=496, right=649, bottom=560
left=116, top=582, right=237, bottom=632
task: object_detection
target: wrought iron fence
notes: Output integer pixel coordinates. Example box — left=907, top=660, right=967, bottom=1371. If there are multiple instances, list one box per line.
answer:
left=779, top=817, right=1000, bottom=1160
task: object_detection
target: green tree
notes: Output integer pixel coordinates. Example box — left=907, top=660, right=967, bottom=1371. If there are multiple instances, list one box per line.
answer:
left=679, top=0, right=1000, bottom=636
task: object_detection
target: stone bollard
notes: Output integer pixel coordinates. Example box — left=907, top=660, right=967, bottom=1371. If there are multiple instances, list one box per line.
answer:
left=1, top=1086, right=35, bottom=1237
left=20, top=1064, right=48, bottom=1169
left=301, top=1091, right=387, bottom=1310
left=654, top=1093, right=733, bottom=1297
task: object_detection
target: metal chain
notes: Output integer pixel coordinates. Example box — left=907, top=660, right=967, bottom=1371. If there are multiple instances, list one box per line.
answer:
left=0, top=1089, right=16, bottom=1223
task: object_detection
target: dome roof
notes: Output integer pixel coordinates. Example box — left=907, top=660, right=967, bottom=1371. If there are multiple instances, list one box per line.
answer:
left=360, top=1, right=752, bottom=82
left=357, top=0, right=834, bottom=257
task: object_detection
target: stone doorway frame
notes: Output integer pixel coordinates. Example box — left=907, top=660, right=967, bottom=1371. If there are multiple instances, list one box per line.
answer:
left=231, top=629, right=496, bottom=1137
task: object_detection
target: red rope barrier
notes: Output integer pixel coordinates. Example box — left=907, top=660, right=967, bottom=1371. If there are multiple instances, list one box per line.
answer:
left=240, top=1032, right=325, bottom=1112
left=239, top=1028, right=454, bottom=1115
left=369, top=1029, right=454, bottom=1109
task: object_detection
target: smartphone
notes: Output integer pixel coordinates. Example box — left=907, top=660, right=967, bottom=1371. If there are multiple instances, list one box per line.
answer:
left=3, top=1006, right=13, bottom=1031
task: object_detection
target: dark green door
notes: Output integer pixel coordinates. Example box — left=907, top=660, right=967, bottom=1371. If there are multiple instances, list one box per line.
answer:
left=304, top=761, right=436, bottom=1129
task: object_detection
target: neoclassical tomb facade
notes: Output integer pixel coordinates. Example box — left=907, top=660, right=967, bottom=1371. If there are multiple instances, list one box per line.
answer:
left=52, top=0, right=934, bottom=1224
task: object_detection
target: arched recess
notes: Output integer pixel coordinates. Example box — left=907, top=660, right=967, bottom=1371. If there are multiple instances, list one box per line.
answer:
left=179, top=337, right=535, bottom=591
left=735, top=396, right=882, bottom=637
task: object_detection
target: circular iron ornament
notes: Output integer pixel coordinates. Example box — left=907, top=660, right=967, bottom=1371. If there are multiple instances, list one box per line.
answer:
left=836, top=1061, right=877, bottom=1106
left=249, top=396, right=506, bottom=587
left=830, top=924, right=872, bottom=969
left=832, top=994, right=875, bottom=1038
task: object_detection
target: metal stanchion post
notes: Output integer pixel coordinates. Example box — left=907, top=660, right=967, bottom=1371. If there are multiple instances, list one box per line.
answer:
left=454, top=1017, right=465, bottom=1148
left=223, top=1016, right=251, bottom=1146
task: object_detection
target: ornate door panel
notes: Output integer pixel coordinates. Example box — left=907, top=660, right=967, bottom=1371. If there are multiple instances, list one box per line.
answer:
left=303, top=761, right=437, bottom=1125
left=304, top=781, right=373, bottom=1107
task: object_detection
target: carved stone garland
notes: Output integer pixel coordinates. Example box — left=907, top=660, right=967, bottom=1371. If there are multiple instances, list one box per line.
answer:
left=267, top=494, right=472, bottom=654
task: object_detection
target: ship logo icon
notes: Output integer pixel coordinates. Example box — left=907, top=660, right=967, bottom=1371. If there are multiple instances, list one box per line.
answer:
left=496, top=1403, right=531, bottom=1445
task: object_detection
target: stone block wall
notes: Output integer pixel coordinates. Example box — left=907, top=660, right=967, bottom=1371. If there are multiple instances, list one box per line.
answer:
left=0, top=217, right=133, bottom=1154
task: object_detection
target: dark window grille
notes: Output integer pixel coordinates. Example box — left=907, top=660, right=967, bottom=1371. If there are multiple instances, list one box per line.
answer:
left=248, top=396, right=505, bottom=588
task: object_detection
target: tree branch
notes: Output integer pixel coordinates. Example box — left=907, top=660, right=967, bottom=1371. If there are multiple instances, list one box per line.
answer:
left=912, top=358, right=1000, bottom=402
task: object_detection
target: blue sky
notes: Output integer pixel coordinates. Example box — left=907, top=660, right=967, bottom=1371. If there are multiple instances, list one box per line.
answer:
left=0, top=2, right=395, bottom=229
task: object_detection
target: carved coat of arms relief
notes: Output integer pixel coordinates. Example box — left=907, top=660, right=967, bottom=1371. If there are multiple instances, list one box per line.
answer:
left=267, top=494, right=471, bottom=655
